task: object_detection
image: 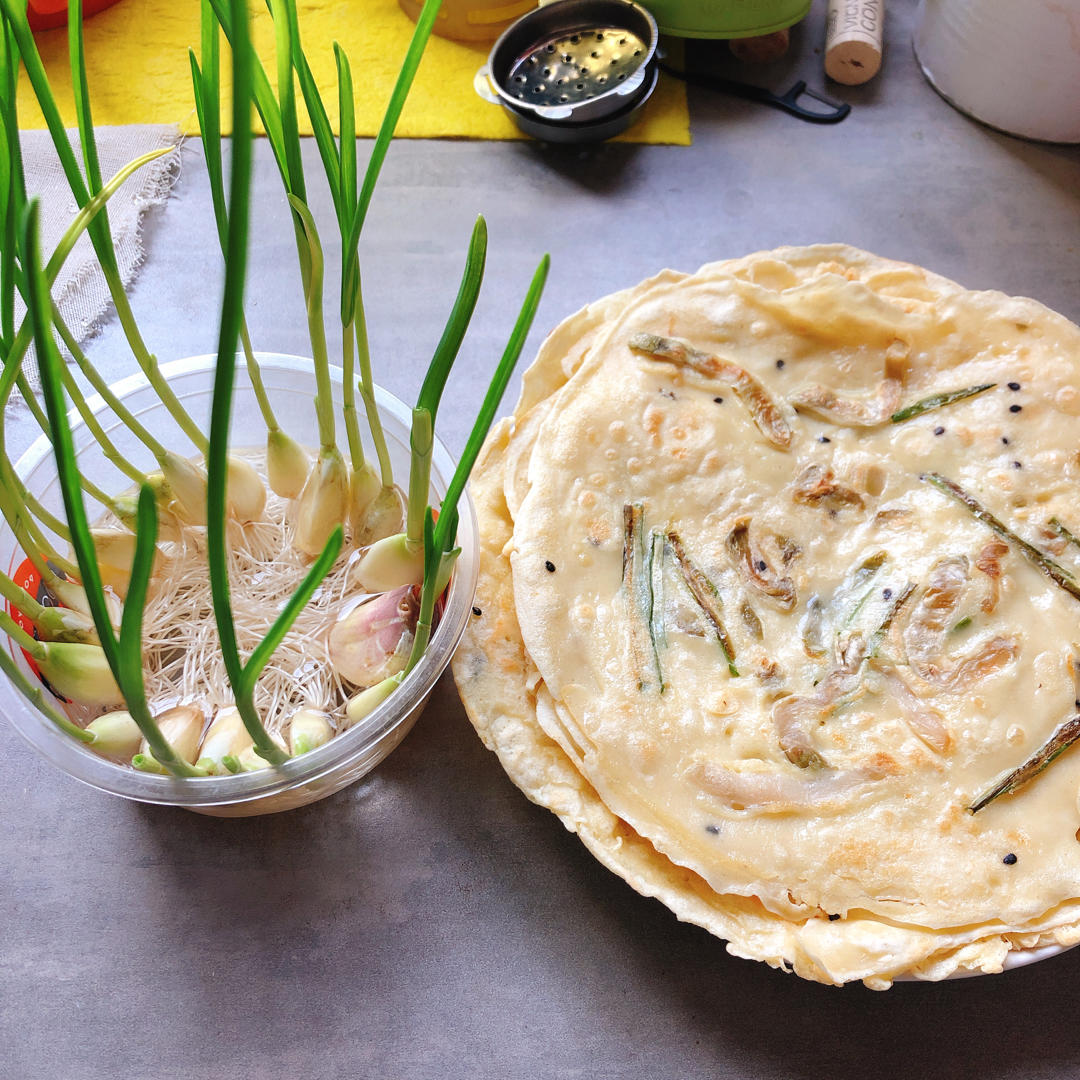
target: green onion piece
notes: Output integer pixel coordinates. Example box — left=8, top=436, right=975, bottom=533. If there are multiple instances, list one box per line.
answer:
left=969, top=713, right=1080, bottom=813
left=800, top=595, right=826, bottom=658
left=641, top=521, right=664, bottom=692
left=952, top=616, right=973, bottom=632
left=890, top=383, right=996, bottom=423
left=667, top=529, right=739, bottom=677
left=921, top=473, right=1080, bottom=604
left=621, top=504, right=662, bottom=692
left=867, top=581, right=916, bottom=657
left=650, top=530, right=668, bottom=652
left=1049, top=517, right=1080, bottom=554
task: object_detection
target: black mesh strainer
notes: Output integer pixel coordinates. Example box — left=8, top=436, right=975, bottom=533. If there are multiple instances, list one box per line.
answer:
left=476, top=0, right=658, bottom=124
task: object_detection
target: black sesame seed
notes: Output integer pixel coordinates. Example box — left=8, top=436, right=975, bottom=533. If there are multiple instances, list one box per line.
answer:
left=756, top=560, right=767, bottom=572
left=705, top=824, right=720, bottom=835
left=471, top=606, right=482, bottom=617
left=1003, top=853, right=1018, bottom=865
left=1009, top=404, right=1022, bottom=413
left=1001, top=437, right=1010, bottom=445
left=775, top=359, right=786, bottom=370
left=713, top=396, right=724, bottom=404
left=1012, top=460, right=1022, bottom=469
left=934, top=425, right=945, bottom=436
left=1008, top=382, right=1021, bottom=391
left=818, top=436, right=831, bottom=444
left=545, top=560, right=556, bottom=573
left=828, top=913, right=841, bottom=921
left=883, top=588, right=893, bottom=599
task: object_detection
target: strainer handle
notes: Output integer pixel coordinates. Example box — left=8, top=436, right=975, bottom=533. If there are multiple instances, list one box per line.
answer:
left=474, top=65, right=501, bottom=106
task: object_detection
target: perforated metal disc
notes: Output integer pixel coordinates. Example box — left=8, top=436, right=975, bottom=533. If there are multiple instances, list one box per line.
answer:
left=506, top=26, right=648, bottom=107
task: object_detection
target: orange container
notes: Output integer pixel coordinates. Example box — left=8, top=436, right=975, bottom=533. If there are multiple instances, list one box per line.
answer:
left=398, top=0, right=539, bottom=42
left=27, top=0, right=124, bottom=32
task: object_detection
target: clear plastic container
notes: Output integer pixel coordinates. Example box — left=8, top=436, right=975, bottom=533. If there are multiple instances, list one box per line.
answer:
left=1, top=355, right=478, bottom=817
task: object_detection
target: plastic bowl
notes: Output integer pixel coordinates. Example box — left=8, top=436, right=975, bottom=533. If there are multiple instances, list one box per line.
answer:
left=1, top=354, right=478, bottom=817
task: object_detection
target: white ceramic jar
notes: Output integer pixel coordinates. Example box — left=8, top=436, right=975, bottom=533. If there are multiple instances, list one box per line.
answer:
left=913, top=0, right=1080, bottom=144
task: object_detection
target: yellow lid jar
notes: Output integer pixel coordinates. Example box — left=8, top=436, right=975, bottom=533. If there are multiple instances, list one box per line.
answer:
left=398, top=0, right=540, bottom=42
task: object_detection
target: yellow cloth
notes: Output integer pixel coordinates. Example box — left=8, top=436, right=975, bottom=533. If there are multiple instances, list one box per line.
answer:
left=17, top=0, right=690, bottom=145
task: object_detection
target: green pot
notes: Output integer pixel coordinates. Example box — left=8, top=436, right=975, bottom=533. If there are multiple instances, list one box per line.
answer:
left=645, top=0, right=810, bottom=38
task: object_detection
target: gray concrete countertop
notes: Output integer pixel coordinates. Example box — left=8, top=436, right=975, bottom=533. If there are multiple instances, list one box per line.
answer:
left=2, top=1, right=1079, bottom=1077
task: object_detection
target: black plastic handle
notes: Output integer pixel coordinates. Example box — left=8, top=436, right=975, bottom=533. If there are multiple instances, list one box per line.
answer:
left=659, top=62, right=851, bottom=125
left=767, top=79, right=851, bottom=124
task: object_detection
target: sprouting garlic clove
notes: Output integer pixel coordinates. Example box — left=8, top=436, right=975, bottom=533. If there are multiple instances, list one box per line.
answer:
left=355, top=484, right=405, bottom=547
left=49, top=579, right=123, bottom=631
left=328, top=584, right=419, bottom=687
left=288, top=707, right=334, bottom=755
left=112, top=487, right=183, bottom=542
left=235, top=733, right=288, bottom=772
left=354, top=533, right=425, bottom=593
left=34, top=605, right=98, bottom=645
left=293, top=446, right=349, bottom=557
left=37, top=642, right=124, bottom=707
left=160, top=451, right=209, bottom=526
left=85, top=710, right=142, bottom=758
left=85, top=529, right=164, bottom=600
left=91, top=528, right=137, bottom=570
left=139, top=704, right=205, bottom=765
left=266, top=428, right=310, bottom=500
left=195, top=705, right=253, bottom=774
left=344, top=676, right=399, bottom=727
left=226, top=456, right=267, bottom=523
left=349, top=461, right=381, bottom=538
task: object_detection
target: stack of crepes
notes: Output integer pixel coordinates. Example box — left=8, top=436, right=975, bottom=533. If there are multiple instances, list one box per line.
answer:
left=452, top=245, right=1080, bottom=988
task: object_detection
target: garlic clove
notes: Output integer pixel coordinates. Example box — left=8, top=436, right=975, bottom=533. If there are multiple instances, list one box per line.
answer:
left=266, top=428, right=310, bottom=499
left=37, top=642, right=124, bottom=707
left=328, top=584, right=419, bottom=687
left=344, top=675, right=399, bottom=727
left=293, top=446, right=349, bottom=557
left=85, top=529, right=164, bottom=600
left=288, top=707, right=334, bottom=755
left=160, top=452, right=209, bottom=526
left=195, top=705, right=253, bottom=774
left=354, top=533, right=425, bottom=593
left=34, top=605, right=98, bottom=645
left=138, top=704, right=205, bottom=765
left=235, top=732, right=288, bottom=772
left=226, top=456, right=267, bottom=523
left=85, top=710, right=142, bottom=758
left=354, top=484, right=405, bottom=547
left=348, top=461, right=381, bottom=539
